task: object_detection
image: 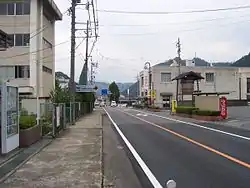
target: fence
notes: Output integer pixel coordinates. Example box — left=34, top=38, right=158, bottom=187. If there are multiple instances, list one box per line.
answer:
left=40, top=102, right=93, bottom=138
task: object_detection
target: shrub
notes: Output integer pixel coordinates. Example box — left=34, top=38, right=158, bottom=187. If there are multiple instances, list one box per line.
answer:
left=133, top=104, right=144, bottom=109
left=193, top=110, right=220, bottom=116
left=41, top=122, right=52, bottom=136
left=176, top=106, right=198, bottom=115
left=149, top=105, right=160, bottom=109
left=19, top=115, right=36, bottom=130
left=20, top=108, right=28, bottom=116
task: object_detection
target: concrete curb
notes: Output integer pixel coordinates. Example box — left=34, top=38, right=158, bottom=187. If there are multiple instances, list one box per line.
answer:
left=0, top=148, right=25, bottom=168
left=0, top=139, right=53, bottom=184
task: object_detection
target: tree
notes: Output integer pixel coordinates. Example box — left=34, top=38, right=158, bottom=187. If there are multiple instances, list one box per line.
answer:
left=108, top=81, right=120, bottom=102
left=79, top=62, right=88, bottom=85
left=49, top=79, right=70, bottom=103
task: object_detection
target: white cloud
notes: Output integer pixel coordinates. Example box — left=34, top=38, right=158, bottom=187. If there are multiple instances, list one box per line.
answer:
left=54, top=0, right=250, bottom=82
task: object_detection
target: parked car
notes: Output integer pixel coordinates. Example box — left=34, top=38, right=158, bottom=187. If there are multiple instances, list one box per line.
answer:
left=111, top=101, right=117, bottom=107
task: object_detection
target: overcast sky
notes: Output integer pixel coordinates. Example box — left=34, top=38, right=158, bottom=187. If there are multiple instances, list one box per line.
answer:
left=54, top=0, right=250, bottom=83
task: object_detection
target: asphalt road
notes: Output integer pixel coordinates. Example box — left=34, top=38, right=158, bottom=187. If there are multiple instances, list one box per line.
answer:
left=105, top=107, right=250, bottom=188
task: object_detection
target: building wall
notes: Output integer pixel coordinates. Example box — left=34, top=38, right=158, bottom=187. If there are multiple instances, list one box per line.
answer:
left=0, top=14, right=30, bottom=66
left=139, top=65, right=250, bottom=107
left=42, top=15, right=55, bottom=97
left=0, top=0, right=58, bottom=97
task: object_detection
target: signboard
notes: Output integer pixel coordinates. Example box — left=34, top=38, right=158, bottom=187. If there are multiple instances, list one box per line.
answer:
left=101, top=89, right=108, bottom=96
left=76, top=85, right=95, bottom=93
left=171, top=99, right=177, bottom=113
left=220, top=96, right=227, bottom=119
left=151, top=90, right=156, bottom=99
left=181, top=80, right=194, bottom=95
left=1, top=83, right=19, bottom=154
left=56, top=106, right=60, bottom=127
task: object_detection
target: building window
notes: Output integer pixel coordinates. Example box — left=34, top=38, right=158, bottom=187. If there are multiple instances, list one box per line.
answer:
left=43, top=38, right=53, bottom=49
left=15, top=34, right=30, bottom=46
left=205, top=73, right=214, bottom=82
left=43, top=66, right=52, bottom=74
left=0, top=1, right=30, bottom=15
left=8, top=34, right=14, bottom=47
left=161, top=73, right=171, bottom=82
left=141, top=77, right=144, bottom=87
left=15, top=66, right=30, bottom=78
left=7, top=3, right=15, bottom=15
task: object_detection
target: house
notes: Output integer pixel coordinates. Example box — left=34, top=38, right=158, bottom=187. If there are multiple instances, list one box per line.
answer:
left=0, top=0, right=62, bottom=113
left=139, top=59, right=250, bottom=108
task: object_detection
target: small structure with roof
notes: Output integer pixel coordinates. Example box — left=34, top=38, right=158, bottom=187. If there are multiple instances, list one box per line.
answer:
left=172, top=71, right=204, bottom=104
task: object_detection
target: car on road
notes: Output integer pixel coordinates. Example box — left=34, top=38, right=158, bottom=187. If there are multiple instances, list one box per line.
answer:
left=111, top=101, right=117, bottom=107
left=94, top=101, right=100, bottom=106
left=100, top=101, right=105, bottom=107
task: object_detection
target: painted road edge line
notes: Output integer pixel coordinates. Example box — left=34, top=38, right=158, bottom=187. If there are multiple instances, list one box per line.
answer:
left=103, top=108, right=163, bottom=188
left=131, top=109, right=250, bottom=141
left=121, top=110, right=250, bottom=170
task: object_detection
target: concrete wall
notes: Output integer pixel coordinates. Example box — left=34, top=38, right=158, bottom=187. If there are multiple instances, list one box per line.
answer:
left=21, top=98, right=46, bottom=114
left=195, top=96, right=220, bottom=111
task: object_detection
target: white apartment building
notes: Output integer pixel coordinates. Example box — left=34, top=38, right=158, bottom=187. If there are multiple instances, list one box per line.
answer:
left=139, top=60, right=250, bottom=108
left=0, top=0, right=62, bottom=99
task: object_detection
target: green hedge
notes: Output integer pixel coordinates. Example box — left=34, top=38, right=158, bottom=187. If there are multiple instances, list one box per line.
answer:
left=192, top=109, right=220, bottom=116
left=176, top=106, right=220, bottom=116
left=149, top=105, right=160, bottom=109
left=133, top=104, right=144, bottom=109
left=19, top=115, right=36, bottom=130
left=176, top=106, right=198, bottom=115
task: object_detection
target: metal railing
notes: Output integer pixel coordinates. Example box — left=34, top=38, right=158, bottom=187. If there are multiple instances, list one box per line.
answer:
left=40, top=102, right=93, bottom=138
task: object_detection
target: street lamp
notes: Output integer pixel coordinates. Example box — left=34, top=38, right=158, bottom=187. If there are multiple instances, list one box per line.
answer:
left=144, top=62, right=152, bottom=106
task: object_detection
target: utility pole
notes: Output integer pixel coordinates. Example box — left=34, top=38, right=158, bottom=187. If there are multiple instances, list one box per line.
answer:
left=176, top=37, right=181, bottom=75
left=176, top=37, right=181, bottom=102
left=90, top=61, right=96, bottom=85
left=70, top=0, right=76, bottom=125
left=85, top=20, right=89, bottom=79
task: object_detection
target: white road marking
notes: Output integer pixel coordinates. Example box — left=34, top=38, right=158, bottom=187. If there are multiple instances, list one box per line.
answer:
left=137, top=113, right=148, bottom=117
left=130, top=109, right=250, bottom=141
left=104, top=108, right=163, bottom=188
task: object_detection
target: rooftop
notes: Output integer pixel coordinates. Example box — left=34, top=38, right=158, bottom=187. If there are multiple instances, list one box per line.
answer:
left=43, top=0, right=63, bottom=20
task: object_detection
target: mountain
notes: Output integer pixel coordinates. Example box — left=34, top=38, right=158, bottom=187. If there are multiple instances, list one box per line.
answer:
left=231, top=53, right=250, bottom=67
left=55, top=71, right=133, bottom=95
left=192, top=58, right=210, bottom=66
left=95, top=82, right=133, bottom=95
left=121, top=81, right=139, bottom=98
left=55, top=71, right=69, bottom=79
left=154, top=55, right=250, bottom=68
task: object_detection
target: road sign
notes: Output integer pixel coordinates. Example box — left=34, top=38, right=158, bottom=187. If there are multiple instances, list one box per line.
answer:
left=76, top=85, right=95, bottom=93
left=101, top=89, right=108, bottom=96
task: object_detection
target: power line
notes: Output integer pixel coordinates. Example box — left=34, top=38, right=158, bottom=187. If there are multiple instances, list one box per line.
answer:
left=0, top=40, right=69, bottom=59
left=101, top=19, right=250, bottom=37
left=97, top=5, right=250, bottom=15
left=99, top=13, right=250, bottom=27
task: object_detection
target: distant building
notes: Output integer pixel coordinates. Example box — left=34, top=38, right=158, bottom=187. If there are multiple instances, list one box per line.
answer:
left=139, top=61, right=250, bottom=108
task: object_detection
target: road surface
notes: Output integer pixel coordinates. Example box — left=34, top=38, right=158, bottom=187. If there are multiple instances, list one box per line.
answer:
left=105, top=107, right=250, bottom=188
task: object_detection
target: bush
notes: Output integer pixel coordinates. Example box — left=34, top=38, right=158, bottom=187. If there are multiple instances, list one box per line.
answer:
left=20, top=108, right=28, bottom=116
left=176, top=106, right=198, bottom=115
left=19, top=115, right=36, bottom=130
left=149, top=105, right=160, bottom=109
left=133, top=104, right=144, bottom=109
left=193, top=110, right=220, bottom=116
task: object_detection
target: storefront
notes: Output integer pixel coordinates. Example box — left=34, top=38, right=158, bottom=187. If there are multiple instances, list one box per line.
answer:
left=0, top=83, right=19, bottom=154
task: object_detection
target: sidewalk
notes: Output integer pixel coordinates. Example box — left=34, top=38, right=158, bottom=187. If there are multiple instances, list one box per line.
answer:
left=1, top=109, right=103, bottom=188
